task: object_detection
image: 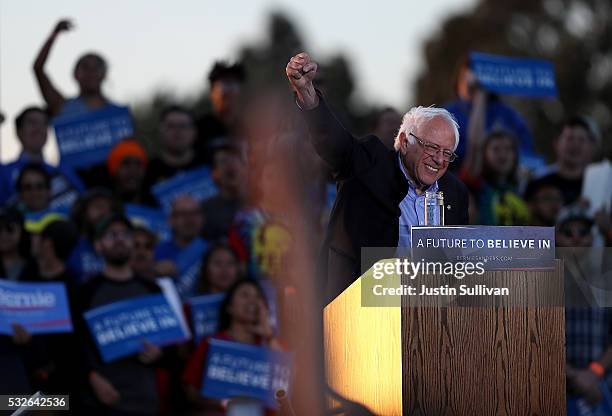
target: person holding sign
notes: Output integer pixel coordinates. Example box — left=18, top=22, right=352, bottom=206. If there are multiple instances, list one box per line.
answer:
left=0, top=107, right=85, bottom=207
left=286, top=52, right=469, bottom=304
left=76, top=214, right=165, bottom=414
left=144, top=106, right=205, bottom=189
left=17, top=219, right=80, bottom=395
left=154, top=195, right=207, bottom=296
left=33, top=19, right=122, bottom=118
left=445, top=55, right=539, bottom=171
left=182, top=279, right=281, bottom=414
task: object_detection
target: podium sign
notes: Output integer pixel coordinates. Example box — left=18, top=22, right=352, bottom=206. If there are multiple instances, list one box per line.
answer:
left=324, top=226, right=565, bottom=415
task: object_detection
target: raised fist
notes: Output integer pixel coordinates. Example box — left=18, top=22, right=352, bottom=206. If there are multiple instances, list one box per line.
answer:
left=286, top=52, right=319, bottom=109
left=53, top=19, right=73, bottom=35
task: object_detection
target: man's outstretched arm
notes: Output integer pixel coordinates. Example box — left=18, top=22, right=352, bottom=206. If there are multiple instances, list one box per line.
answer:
left=286, top=52, right=358, bottom=179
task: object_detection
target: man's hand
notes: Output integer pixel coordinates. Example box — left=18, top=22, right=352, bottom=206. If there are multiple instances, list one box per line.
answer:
left=286, top=52, right=319, bottom=109
left=570, top=369, right=602, bottom=405
left=249, top=299, right=274, bottom=341
left=89, top=371, right=121, bottom=407
left=138, top=340, right=163, bottom=364
left=155, top=260, right=178, bottom=277
left=52, top=19, right=73, bottom=36
left=11, top=323, right=32, bottom=345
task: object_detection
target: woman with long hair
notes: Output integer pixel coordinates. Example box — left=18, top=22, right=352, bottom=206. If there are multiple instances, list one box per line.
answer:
left=182, top=279, right=280, bottom=415
left=460, top=130, right=530, bottom=225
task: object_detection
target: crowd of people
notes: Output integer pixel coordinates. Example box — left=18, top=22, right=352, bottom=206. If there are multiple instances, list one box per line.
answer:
left=1, top=18, right=612, bottom=415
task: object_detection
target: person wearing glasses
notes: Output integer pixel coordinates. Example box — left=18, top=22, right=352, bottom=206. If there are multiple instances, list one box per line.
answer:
left=76, top=214, right=165, bottom=414
left=285, top=52, right=469, bottom=304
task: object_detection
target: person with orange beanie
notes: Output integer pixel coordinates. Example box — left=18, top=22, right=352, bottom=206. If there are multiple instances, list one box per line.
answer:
left=106, top=139, right=157, bottom=206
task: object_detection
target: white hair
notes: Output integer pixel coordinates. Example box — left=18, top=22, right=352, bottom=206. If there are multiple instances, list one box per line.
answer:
left=393, top=106, right=460, bottom=152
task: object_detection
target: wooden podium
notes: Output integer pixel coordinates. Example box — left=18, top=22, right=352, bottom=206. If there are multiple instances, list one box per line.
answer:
left=323, top=260, right=565, bottom=415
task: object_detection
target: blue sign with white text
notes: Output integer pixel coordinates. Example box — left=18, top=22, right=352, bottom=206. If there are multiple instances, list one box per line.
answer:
left=175, top=238, right=208, bottom=299
left=0, top=279, right=72, bottom=335
left=152, top=166, right=218, bottom=212
left=410, top=226, right=555, bottom=270
left=202, top=339, right=293, bottom=409
left=189, top=294, right=224, bottom=342
left=470, top=52, right=557, bottom=97
left=54, top=106, right=133, bottom=169
left=84, top=293, right=189, bottom=362
left=125, top=204, right=171, bottom=242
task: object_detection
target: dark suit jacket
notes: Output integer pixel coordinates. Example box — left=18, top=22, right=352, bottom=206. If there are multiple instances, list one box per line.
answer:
left=302, top=95, right=469, bottom=305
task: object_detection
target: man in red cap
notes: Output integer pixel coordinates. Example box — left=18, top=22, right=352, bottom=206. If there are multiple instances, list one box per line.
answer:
left=106, top=139, right=156, bottom=206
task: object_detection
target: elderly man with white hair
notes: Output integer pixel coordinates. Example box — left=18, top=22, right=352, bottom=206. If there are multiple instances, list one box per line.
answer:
left=286, top=52, right=469, bottom=304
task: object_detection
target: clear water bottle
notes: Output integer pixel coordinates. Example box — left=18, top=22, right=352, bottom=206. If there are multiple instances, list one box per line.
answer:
left=424, top=191, right=445, bottom=226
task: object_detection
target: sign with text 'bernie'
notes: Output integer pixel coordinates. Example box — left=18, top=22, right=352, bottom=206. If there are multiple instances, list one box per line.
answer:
left=84, top=291, right=190, bottom=362
left=202, top=339, right=293, bottom=409
left=0, top=279, right=72, bottom=335
left=54, top=106, right=133, bottom=169
left=470, top=52, right=557, bottom=97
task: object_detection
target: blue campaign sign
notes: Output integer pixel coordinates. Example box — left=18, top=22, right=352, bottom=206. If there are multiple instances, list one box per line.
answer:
left=189, top=294, right=224, bottom=342
left=259, top=280, right=278, bottom=334
left=53, top=106, right=133, bottom=169
left=410, top=226, right=555, bottom=270
left=175, top=238, right=208, bottom=299
left=469, top=52, right=557, bottom=97
left=202, top=339, right=293, bottom=409
left=125, top=204, right=171, bottom=242
left=84, top=292, right=190, bottom=362
left=0, top=279, right=72, bottom=335
left=152, top=166, right=218, bottom=212
left=326, top=182, right=337, bottom=210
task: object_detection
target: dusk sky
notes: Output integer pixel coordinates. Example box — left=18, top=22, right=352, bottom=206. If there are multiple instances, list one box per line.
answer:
left=0, top=0, right=477, bottom=163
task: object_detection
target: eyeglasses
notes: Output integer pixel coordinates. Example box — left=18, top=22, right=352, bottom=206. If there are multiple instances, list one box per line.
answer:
left=409, top=132, right=457, bottom=162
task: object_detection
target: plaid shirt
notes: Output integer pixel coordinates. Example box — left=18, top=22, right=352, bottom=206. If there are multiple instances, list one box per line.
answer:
left=566, top=307, right=612, bottom=369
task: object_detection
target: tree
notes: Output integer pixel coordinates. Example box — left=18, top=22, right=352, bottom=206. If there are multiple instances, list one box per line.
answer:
left=131, top=11, right=373, bottom=154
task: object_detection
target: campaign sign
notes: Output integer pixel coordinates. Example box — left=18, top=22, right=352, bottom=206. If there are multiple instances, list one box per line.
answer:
left=259, top=280, right=278, bottom=335
left=326, top=182, right=337, bottom=210
left=202, top=339, right=293, bottom=409
left=157, top=277, right=192, bottom=339
left=54, top=106, right=133, bottom=169
left=175, top=238, right=208, bottom=299
left=84, top=293, right=190, bottom=362
left=125, top=204, right=171, bottom=242
left=152, top=166, right=218, bottom=212
left=189, top=294, right=224, bottom=342
left=410, top=226, right=555, bottom=270
left=0, top=279, right=72, bottom=335
left=469, top=52, right=557, bottom=97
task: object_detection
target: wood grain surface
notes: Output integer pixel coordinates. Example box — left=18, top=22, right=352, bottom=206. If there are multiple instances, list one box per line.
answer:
left=401, top=261, right=566, bottom=415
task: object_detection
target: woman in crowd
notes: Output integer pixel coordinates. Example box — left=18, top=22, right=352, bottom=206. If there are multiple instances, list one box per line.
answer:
left=182, top=279, right=281, bottom=415
left=14, top=163, right=53, bottom=218
left=460, top=130, right=530, bottom=226
left=0, top=207, right=32, bottom=395
left=197, top=243, right=242, bottom=295
left=0, top=207, right=30, bottom=280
